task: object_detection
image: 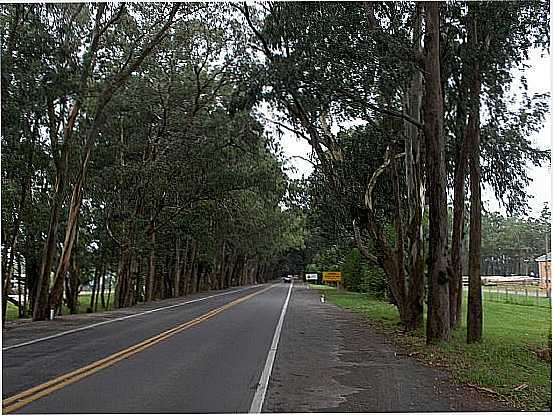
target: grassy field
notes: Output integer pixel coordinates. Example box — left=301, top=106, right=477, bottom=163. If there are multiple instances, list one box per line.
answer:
left=6, top=293, right=115, bottom=321
left=482, top=287, right=551, bottom=308
left=311, top=284, right=552, bottom=411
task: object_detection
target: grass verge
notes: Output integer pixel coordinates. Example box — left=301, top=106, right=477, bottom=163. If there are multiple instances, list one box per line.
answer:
left=311, top=284, right=552, bottom=411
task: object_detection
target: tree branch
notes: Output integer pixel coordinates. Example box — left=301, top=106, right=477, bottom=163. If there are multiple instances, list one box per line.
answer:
left=352, top=219, right=379, bottom=264
left=365, top=147, right=405, bottom=210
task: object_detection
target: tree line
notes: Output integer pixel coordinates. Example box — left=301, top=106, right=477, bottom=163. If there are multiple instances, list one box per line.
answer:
left=231, top=1, right=549, bottom=343
left=1, top=2, right=549, bottom=347
left=1, top=3, right=303, bottom=323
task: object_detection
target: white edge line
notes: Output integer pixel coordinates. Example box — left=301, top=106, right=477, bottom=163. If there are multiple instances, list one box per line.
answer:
left=249, top=281, right=293, bottom=413
left=3, top=284, right=263, bottom=351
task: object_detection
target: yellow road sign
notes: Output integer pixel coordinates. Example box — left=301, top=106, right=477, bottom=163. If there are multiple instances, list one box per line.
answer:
left=322, top=271, right=342, bottom=282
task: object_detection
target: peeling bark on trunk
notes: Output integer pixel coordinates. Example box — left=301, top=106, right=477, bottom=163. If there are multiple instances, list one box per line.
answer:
left=49, top=110, right=105, bottom=313
left=423, top=2, right=450, bottom=344
left=403, top=5, right=425, bottom=331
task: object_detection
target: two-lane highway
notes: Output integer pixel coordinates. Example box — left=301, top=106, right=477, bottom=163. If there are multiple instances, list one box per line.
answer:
left=2, top=282, right=293, bottom=413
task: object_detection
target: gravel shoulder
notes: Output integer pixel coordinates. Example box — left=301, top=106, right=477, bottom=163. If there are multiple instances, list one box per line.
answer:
left=264, top=283, right=515, bottom=413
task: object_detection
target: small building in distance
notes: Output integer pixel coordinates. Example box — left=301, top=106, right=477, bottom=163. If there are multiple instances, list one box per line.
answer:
left=535, top=253, right=551, bottom=289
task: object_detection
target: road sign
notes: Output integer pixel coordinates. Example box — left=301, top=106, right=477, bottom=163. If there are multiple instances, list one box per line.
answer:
left=305, top=273, right=318, bottom=281
left=322, top=271, right=342, bottom=282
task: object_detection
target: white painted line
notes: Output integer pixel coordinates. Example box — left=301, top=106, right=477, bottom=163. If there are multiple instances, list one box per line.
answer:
left=3, top=285, right=262, bottom=351
left=249, top=281, right=293, bottom=413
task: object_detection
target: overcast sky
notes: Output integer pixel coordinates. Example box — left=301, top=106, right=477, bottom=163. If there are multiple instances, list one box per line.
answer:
left=276, top=50, right=551, bottom=218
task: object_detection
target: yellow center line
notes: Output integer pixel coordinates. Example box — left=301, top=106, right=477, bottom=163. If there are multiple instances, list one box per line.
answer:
left=3, top=285, right=274, bottom=414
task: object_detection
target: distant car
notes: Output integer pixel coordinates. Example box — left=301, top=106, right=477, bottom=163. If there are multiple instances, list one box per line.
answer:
left=282, top=276, right=292, bottom=283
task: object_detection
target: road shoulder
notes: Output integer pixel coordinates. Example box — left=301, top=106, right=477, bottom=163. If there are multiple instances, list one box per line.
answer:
left=264, top=283, right=514, bottom=412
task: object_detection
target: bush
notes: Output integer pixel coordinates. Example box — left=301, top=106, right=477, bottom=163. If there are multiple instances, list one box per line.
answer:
left=360, top=264, right=387, bottom=299
left=343, top=248, right=363, bottom=291
left=342, top=247, right=387, bottom=299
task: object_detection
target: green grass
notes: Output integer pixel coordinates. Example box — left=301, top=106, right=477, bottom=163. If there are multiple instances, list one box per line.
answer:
left=309, top=284, right=337, bottom=291
left=482, top=288, right=551, bottom=308
left=313, top=285, right=552, bottom=411
left=6, top=292, right=115, bottom=321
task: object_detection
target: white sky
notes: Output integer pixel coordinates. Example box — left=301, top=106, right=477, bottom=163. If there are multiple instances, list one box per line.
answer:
left=277, top=50, right=551, bottom=218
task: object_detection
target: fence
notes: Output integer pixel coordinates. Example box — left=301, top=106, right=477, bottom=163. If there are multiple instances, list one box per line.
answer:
left=481, top=286, right=551, bottom=308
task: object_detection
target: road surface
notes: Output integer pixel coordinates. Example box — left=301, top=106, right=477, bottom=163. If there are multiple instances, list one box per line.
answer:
left=2, top=282, right=511, bottom=413
left=3, top=283, right=291, bottom=413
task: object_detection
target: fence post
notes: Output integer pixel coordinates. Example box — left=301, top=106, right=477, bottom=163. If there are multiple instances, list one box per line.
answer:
left=525, top=288, right=528, bottom=305
left=505, top=287, right=508, bottom=303
left=536, top=288, right=539, bottom=307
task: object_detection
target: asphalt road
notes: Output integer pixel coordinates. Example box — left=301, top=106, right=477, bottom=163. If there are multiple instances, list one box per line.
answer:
left=2, top=283, right=291, bottom=413
left=3, top=282, right=513, bottom=413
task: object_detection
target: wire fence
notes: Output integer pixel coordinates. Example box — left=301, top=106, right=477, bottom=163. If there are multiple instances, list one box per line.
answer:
left=481, top=286, right=551, bottom=308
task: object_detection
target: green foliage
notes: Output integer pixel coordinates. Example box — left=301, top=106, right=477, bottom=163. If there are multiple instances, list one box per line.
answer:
left=1, top=3, right=307, bottom=318
left=342, top=248, right=363, bottom=291
left=479, top=204, right=551, bottom=274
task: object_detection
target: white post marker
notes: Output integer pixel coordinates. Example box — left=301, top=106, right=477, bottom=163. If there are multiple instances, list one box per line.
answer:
left=249, top=280, right=293, bottom=413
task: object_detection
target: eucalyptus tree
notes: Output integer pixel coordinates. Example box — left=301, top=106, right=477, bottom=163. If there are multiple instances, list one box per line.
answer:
left=0, top=2, right=193, bottom=320
left=233, top=1, right=449, bottom=336
left=441, top=1, right=549, bottom=338
left=2, top=2, right=303, bottom=321
left=1, top=3, right=63, bottom=322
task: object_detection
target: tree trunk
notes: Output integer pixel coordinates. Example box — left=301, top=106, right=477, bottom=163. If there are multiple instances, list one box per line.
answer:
left=25, top=249, right=39, bottom=316
left=94, top=264, right=103, bottom=312
left=404, top=4, right=425, bottom=331
left=173, top=237, right=182, bottom=297
left=390, top=153, right=407, bottom=320
left=89, top=266, right=99, bottom=312
left=100, top=265, right=106, bottom=310
left=450, top=126, right=470, bottom=328
left=466, top=8, right=483, bottom=343
left=115, top=244, right=134, bottom=308
left=49, top=132, right=96, bottom=313
left=17, top=255, right=23, bottom=318
left=106, top=270, right=113, bottom=310
left=22, top=255, right=28, bottom=317
left=449, top=49, right=471, bottom=327
left=146, top=223, right=156, bottom=302
left=66, top=254, right=80, bottom=314
left=423, top=1, right=450, bottom=344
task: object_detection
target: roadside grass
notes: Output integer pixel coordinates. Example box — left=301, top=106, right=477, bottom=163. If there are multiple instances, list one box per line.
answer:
left=308, top=284, right=337, bottom=291
left=6, top=293, right=115, bottom=321
left=481, top=288, right=551, bottom=308
left=312, top=286, right=552, bottom=411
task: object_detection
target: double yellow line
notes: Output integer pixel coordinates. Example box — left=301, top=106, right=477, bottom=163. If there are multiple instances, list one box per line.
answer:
left=3, top=285, right=272, bottom=414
